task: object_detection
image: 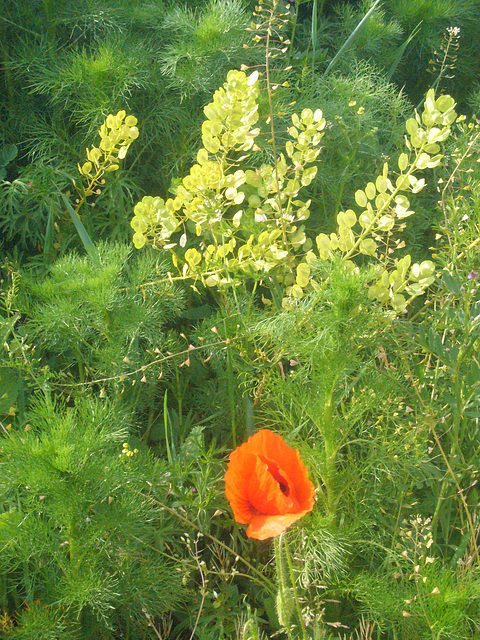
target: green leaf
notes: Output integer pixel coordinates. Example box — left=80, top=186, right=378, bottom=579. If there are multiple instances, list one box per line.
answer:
left=365, top=182, right=376, bottom=200
left=359, top=238, right=377, bottom=256
left=60, top=193, right=100, bottom=264
left=375, top=175, right=388, bottom=193
left=442, top=272, right=462, bottom=294
left=43, top=210, right=55, bottom=263
left=398, top=153, right=409, bottom=172
left=386, top=22, right=422, bottom=82
left=296, top=263, right=310, bottom=288
left=436, top=95, right=455, bottom=113
left=324, top=0, right=382, bottom=76
left=185, top=248, right=202, bottom=267
left=0, top=367, right=21, bottom=414
left=0, top=143, right=18, bottom=168
left=355, top=190, right=368, bottom=207
left=406, top=118, right=419, bottom=136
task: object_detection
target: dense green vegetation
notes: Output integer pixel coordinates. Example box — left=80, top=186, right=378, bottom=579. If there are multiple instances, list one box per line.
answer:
left=1, top=1, right=480, bottom=638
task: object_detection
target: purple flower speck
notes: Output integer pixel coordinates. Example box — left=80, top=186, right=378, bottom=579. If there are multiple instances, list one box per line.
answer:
left=467, top=270, right=479, bottom=280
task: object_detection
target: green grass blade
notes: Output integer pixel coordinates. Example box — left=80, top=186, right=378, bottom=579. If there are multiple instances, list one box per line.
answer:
left=311, top=0, right=318, bottom=71
left=324, top=0, right=382, bottom=76
left=43, top=209, right=55, bottom=262
left=386, top=22, right=422, bottom=82
left=59, top=192, right=100, bottom=263
left=163, top=389, right=174, bottom=466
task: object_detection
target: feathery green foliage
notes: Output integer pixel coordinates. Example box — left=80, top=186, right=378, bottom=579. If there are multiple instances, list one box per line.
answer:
left=2, top=1, right=480, bottom=639
left=1, top=242, right=185, bottom=429
left=0, top=396, right=184, bottom=639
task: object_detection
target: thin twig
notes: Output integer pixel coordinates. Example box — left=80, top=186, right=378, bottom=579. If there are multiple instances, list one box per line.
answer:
left=53, top=338, right=234, bottom=388
left=136, top=490, right=276, bottom=594
left=430, top=426, right=480, bottom=564
left=188, top=539, right=207, bottom=640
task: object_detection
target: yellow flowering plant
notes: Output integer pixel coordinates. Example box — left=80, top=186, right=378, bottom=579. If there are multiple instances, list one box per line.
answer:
left=77, top=110, right=139, bottom=198
left=131, top=69, right=457, bottom=314
left=60, top=110, right=139, bottom=259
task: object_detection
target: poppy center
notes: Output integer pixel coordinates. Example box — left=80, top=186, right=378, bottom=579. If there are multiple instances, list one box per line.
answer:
left=259, top=455, right=290, bottom=497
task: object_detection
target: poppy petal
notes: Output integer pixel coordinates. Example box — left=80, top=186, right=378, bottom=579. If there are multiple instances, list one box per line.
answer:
left=225, top=451, right=258, bottom=523
left=246, top=454, right=296, bottom=516
left=247, top=512, right=310, bottom=540
left=224, top=429, right=315, bottom=539
left=246, top=430, right=315, bottom=511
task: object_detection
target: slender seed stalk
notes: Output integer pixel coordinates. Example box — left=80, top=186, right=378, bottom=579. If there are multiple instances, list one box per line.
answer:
left=264, top=1, right=288, bottom=249
left=343, top=137, right=433, bottom=261
left=141, top=492, right=276, bottom=594
left=225, top=322, right=237, bottom=446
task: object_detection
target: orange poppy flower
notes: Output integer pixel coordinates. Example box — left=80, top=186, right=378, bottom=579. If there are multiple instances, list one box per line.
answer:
left=225, top=429, right=315, bottom=540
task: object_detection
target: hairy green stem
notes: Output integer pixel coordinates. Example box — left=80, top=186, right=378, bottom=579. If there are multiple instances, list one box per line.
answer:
left=333, top=136, right=359, bottom=218
left=284, top=534, right=308, bottom=640
left=274, top=535, right=294, bottom=640
left=264, top=0, right=289, bottom=250
left=322, top=376, right=339, bottom=523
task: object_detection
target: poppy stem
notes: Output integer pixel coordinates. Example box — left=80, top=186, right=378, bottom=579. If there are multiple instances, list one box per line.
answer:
left=275, top=533, right=307, bottom=640
left=284, top=535, right=308, bottom=640
left=274, top=535, right=294, bottom=640
left=322, top=376, right=339, bottom=524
